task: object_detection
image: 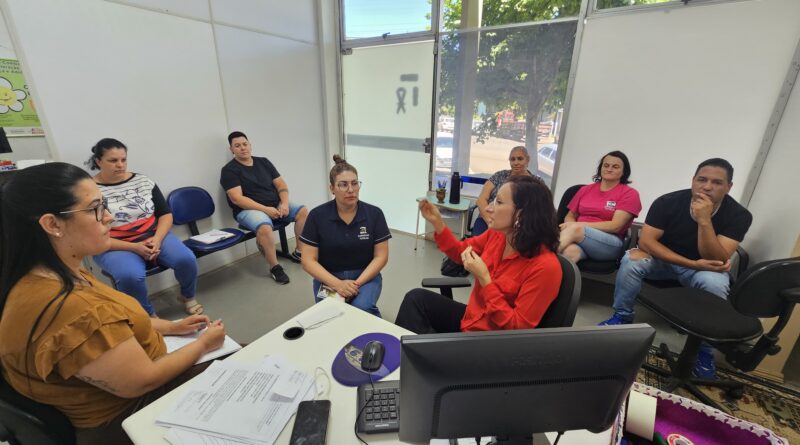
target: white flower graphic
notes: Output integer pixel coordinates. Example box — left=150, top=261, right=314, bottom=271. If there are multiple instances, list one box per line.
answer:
left=0, top=77, right=27, bottom=114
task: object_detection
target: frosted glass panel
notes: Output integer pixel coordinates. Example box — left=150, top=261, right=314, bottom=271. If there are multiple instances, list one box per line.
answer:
left=342, top=41, right=434, bottom=233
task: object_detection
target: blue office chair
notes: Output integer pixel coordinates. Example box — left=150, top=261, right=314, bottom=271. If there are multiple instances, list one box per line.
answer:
left=0, top=374, right=74, bottom=445
left=167, top=186, right=245, bottom=258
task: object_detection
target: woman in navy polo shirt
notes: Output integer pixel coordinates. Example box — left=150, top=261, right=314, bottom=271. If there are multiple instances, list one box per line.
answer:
left=300, top=155, right=391, bottom=316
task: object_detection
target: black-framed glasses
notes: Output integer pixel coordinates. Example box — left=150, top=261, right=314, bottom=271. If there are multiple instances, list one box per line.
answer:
left=335, top=180, right=362, bottom=191
left=58, top=197, right=108, bottom=222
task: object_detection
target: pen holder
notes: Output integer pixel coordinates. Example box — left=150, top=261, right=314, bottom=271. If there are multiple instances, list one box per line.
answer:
left=435, top=189, right=446, bottom=203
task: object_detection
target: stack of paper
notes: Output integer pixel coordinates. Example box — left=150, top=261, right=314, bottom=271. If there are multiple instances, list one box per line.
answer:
left=190, top=230, right=236, bottom=244
left=157, top=356, right=316, bottom=445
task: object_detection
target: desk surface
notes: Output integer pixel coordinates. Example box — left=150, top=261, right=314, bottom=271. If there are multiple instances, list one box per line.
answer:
left=123, top=299, right=613, bottom=445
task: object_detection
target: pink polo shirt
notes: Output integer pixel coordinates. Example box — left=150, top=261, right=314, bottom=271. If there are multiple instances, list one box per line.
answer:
left=567, top=183, right=641, bottom=238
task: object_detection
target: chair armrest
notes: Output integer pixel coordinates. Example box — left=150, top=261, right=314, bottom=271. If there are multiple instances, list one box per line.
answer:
left=421, top=277, right=471, bottom=288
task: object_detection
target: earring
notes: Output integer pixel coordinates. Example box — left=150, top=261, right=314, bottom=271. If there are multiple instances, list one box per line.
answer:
left=514, top=219, right=520, bottom=228
left=55, top=232, right=62, bottom=237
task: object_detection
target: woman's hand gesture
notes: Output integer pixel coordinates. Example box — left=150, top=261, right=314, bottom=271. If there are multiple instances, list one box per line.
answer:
left=461, top=246, right=491, bottom=286
left=419, top=199, right=446, bottom=233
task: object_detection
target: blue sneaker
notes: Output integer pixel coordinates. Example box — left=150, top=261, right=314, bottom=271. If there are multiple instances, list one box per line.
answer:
left=598, top=314, right=632, bottom=326
left=693, top=344, right=717, bottom=379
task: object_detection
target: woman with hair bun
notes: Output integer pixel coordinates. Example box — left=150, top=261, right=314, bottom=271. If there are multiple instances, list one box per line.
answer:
left=396, top=176, right=562, bottom=333
left=87, top=138, right=202, bottom=316
left=299, top=155, right=390, bottom=316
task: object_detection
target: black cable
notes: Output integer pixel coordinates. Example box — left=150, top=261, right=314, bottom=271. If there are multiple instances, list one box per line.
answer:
left=553, top=431, right=564, bottom=445
left=354, top=372, right=376, bottom=445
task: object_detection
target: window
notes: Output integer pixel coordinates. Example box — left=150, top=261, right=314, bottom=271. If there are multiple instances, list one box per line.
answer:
left=442, top=0, right=580, bottom=30
left=342, top=0, right=434, bottom=41
left=434, top=16, right=578, bottom=188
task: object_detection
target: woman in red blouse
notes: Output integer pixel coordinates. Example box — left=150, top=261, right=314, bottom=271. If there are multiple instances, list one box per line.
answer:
left=395, top=176, right=562, bottom=334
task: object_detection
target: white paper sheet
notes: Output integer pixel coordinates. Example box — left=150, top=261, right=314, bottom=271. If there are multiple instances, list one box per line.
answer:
left=156, top=356, right=315, bottom=445
left=163, top=330, right=242, bottom=365
left=190, top=230, right=236, bottom=244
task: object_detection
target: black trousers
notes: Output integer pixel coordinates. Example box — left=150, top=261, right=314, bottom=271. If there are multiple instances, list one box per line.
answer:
left=394, top=288, right=467, bottom=334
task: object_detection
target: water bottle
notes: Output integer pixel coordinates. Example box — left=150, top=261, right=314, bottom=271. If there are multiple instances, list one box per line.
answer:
left=449, top=171, right=461, bottom=204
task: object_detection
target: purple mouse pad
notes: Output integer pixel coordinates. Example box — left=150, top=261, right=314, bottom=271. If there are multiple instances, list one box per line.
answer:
left=331, top=332, right=400, bottom=387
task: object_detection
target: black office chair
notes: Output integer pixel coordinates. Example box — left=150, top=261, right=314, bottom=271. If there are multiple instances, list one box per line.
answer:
left=0, top=374, right=75, bottom=445
left=556, top=184, right=634, bottom=275
left=637, top=256, right=800, bottom=411
left=421, top=254, right=582, bottom=328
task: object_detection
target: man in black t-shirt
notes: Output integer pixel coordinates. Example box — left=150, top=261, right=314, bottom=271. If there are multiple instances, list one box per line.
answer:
left=220, top=131, right=308, bottom=284
left=599, top=158, right=752, bottom=377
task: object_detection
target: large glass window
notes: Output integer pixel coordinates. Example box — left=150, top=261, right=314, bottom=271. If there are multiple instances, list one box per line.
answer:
left=434, top=1, right=579, bottom=188
left=342, top=0, right=433, bottom=40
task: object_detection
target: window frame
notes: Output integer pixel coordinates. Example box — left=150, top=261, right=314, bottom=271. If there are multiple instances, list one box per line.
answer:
left=338, top=0, right=440, bottom=50
left=591, top=0, right=741, bottom=16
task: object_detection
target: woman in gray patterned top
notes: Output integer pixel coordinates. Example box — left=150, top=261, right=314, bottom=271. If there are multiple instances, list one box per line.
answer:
left=88, top=138, right=202, bottom=316
left=472, top=146, right=541, bottom=236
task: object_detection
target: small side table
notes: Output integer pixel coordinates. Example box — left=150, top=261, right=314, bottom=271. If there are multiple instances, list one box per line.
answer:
left=414, top=191, right=473, bottom=250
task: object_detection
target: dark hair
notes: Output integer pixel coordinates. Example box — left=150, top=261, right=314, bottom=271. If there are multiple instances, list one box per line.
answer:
left=695, top=158, right=733, bottom=183
left=592, top=150, right=632, bottom=184
left=506, top=176, right=559, bottom=258
left=329, top=154, right=358, bottom=185
left=86, top=137, right=127, bottom=170
left=0, top=163, right=92, bottom=393
left=228, top=131, right=248, bottom=146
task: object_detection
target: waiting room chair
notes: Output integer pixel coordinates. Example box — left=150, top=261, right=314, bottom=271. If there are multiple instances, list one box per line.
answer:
left=167, top=186, right=244, bottom=259
left=556, top=184, right=632, bottom=274
left=0, top=374, right=74, bottom=445
left=637, top=256, right=800, bottom=411
left=421, top=254, right=582, bottom=328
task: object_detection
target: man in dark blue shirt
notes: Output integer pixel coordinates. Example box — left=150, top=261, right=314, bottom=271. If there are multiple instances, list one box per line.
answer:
left=220, top=131, right=308, bottom=284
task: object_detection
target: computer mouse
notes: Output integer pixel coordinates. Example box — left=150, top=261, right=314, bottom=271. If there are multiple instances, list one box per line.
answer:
left=360, top=340, right=385, bottom=372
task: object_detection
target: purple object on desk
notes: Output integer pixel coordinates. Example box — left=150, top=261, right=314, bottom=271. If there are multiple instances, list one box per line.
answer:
left=331, top=332, right=401, bottom=387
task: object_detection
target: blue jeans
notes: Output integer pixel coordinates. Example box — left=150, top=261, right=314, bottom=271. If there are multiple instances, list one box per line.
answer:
left=94, top=232, right=198, bottom=315
left=612, top=251, right=730, bottom=321
left=576, top=226, right=624, bottom=261
left=236, top=202, right=305, bottom=232
left=313, top=269, right=382, bottom=317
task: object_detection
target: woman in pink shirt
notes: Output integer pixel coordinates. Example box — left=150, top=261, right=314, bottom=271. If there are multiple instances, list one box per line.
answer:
left=559, top=151, right=641, bottom=263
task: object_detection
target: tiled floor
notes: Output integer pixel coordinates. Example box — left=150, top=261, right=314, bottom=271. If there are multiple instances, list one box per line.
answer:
left=149, top=231, right=800, bottom=392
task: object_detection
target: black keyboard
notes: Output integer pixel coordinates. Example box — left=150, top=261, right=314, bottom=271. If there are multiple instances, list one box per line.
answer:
left=356, top=379, right=400, bottom=434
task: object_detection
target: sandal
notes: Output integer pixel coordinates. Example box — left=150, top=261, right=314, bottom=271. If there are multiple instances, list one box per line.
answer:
left=179, top=297, right=204, bottom=315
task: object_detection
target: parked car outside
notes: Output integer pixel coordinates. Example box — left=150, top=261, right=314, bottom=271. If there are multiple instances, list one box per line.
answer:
left=537, top=144, right=557, bottom=179
left=435, top=132, right=453, bottom=171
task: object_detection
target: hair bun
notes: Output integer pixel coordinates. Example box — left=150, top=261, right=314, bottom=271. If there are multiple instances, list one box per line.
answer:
left=332, top=154, right=346, bottom=164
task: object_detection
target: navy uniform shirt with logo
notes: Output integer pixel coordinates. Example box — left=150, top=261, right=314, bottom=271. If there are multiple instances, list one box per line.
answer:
left=300, top=200, right=391, bottom=272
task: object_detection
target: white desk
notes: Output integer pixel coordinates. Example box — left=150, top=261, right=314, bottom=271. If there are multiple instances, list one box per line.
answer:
left=123, top=299, right=613, bottom=445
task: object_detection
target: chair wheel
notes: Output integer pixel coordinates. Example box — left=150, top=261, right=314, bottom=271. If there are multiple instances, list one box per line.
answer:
left=726, top=387, right=744, bottom=399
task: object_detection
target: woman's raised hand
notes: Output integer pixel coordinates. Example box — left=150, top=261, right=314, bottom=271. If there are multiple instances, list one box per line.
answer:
left=419, top=200, right=443, bottom=224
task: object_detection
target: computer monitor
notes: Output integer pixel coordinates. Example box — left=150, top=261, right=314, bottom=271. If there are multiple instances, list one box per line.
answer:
left=398, top=324, right=655, bottom=444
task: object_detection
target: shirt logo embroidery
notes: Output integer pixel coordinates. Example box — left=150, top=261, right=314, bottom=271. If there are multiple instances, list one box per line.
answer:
left=358, top=226, right=370, bottom=240
left=605, top=200, right=617, bottom=211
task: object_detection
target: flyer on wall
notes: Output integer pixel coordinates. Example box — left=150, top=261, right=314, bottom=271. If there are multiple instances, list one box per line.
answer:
left=0, top=58, right=43, bottom=137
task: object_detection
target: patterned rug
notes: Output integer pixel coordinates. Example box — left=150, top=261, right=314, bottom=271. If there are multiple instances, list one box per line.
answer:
left=638, top=347, right=800, bottom=444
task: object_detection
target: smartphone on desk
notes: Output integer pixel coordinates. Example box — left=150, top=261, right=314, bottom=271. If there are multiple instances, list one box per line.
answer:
left=290, top=400, right=331, bottom=445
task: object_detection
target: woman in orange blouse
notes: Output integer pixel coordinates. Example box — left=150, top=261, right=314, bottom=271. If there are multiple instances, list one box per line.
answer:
left=0, top=163, right=226, bottom=444
left=395, top=176, right=562, bottom=333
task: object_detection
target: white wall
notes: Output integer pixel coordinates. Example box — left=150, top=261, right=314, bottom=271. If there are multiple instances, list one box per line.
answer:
left=3, top=0, right=330, bottom=292
left=556, top=0, right=800, bottom=237
left=744, top=73, right=800, bottom=262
